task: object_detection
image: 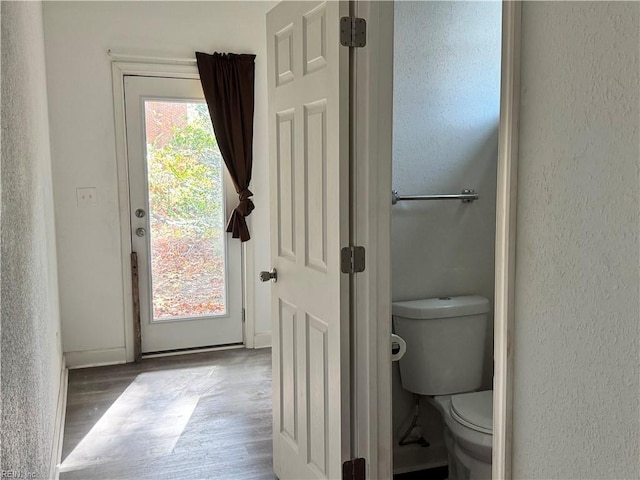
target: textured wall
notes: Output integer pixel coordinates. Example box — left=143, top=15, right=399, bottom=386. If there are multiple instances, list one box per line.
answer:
left=1, top=1, right=63, bottom=478
left=392, top=0, right=502, bottom=384
left=392, top=2, right=502, bottom=303
left=42, top=1, right=275, bottom=360
left=513, top=2, right=640, bottom=478
left=391, top=1, right=502, bottom=472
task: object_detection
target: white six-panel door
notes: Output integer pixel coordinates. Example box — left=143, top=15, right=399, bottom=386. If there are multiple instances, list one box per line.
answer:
left=266, top=2, right=350, bottom=478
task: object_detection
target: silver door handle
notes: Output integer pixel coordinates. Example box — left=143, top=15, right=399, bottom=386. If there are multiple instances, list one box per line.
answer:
left=259, top=269, right=277, bottom=283
left=136, top=228, right=146, bottom=237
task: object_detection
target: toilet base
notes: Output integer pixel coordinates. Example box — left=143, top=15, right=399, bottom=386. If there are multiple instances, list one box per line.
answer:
left=425, top=395, right=492, bottom=480
left=453, top=443, right=491, bottom=479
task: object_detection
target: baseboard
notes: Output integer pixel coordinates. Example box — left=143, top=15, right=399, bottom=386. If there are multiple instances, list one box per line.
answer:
left=65, top=347, right=127, bottom=369
left=50, top=357, right=68, bottom=480
left=253, top=332, right=272, bottom=349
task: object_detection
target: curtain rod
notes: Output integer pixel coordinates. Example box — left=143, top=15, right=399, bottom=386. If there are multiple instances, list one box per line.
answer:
left=107, top=49, right=197, bottom=65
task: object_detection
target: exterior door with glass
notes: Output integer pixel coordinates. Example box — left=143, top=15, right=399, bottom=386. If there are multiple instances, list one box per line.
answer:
left=125, top=75, right=242, bottom=353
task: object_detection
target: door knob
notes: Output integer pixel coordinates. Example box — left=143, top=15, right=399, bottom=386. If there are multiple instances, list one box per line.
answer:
left=259, top=269, right=277, bottom=283
left=136, top=227, right=146, bottom=237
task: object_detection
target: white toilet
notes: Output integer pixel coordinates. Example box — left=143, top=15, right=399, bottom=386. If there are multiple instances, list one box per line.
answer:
left=392, top=295, right=493, bottom=480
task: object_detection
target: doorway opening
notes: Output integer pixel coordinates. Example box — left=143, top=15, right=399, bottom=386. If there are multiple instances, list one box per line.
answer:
left=388, top=2, right=503, bottom=479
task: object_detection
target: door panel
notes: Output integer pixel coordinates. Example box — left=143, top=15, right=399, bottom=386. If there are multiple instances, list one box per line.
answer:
left=304, top=100, right=328, bottom=273
left=276, top=110, right=297, bottom=260
left=267, top=2, right=350, bottom=478
left=125, top=75, right=243, bottom=353
left=279, top=299, right=298, bottom=445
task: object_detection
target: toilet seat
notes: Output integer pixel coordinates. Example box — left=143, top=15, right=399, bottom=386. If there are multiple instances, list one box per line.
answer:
left=450, top=390, right=493, bottom=435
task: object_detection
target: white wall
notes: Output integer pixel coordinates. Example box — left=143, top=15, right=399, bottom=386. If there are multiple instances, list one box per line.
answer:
left=1, top=2, right=63, bottom=475
left=391, top=1, right=501, bottom=472
left=513, top=2, right=639, bottom=478
left=43, top=1, right=275, bottom=363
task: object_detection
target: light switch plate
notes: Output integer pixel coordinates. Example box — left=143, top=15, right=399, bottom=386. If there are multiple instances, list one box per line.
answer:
left=77, top=187, right=98, bottom=207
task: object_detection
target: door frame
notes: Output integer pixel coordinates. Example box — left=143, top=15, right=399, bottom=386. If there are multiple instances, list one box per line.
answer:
left=352, top=1, right=521, bottom=478
left=350, top=2, right=394, bottom=478
left=110, top=58, right=255, bottom=362
left=492, top=3, right=522, bottom=478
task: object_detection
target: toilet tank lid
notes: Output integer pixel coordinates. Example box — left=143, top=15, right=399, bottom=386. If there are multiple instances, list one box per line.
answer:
left=392, top=295, right=490, bottom=320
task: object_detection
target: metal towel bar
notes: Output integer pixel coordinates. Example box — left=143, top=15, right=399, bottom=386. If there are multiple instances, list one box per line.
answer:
left=391, top=189, right=478, bottom=205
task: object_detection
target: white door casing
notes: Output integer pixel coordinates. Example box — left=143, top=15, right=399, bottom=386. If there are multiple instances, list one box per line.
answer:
left=266, top=1, right=350, bottom=479
left=124, top=75, right=243, bottom=354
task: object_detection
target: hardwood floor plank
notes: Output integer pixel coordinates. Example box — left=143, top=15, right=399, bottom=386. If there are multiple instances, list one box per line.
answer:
left=60, top=348, right=276, bottom=479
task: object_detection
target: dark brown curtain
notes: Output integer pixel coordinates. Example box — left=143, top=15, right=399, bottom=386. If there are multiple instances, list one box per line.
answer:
left=196, top=52, right=256, bottom=242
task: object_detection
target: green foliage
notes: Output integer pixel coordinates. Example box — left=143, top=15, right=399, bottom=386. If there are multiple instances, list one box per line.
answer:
left=147, top=104, right=225, bottom=249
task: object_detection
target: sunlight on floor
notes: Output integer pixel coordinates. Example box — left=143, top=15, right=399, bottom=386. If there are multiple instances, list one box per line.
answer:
left=59, top=366, right=218, bottom=473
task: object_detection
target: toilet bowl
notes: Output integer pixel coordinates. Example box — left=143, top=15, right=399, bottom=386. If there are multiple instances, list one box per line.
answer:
left=392, top=296, right=492, bottom=480
left=429, top=391, right=492, bottom=479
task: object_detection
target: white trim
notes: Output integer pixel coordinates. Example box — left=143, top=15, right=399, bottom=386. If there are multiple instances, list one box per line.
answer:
left=243, top=241, right=256, bottom=349
left=111, top=61, right=135, bottom=362
left=111, top=61, right=199, bottom=363
left=253, top=332, right=272, bottom=349
left=493, top=2, right=521, bottom=479
left=353, top=2, right=395, bottom=478
left=49, top=358, right=68, bottom=480
left=107, top=49, right=196, bottom=65
left=65, top=348, right=127, bottom=369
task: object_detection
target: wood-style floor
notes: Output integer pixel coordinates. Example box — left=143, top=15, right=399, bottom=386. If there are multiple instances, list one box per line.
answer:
left=60, top=348, right=276, bottom=480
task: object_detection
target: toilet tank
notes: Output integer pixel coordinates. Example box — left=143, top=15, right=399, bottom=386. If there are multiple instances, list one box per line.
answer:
left=393, top=296, right=490, bottom=396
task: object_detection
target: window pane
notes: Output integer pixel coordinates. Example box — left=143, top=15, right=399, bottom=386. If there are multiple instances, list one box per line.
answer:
left=144, top=100, right=227, bottom=320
